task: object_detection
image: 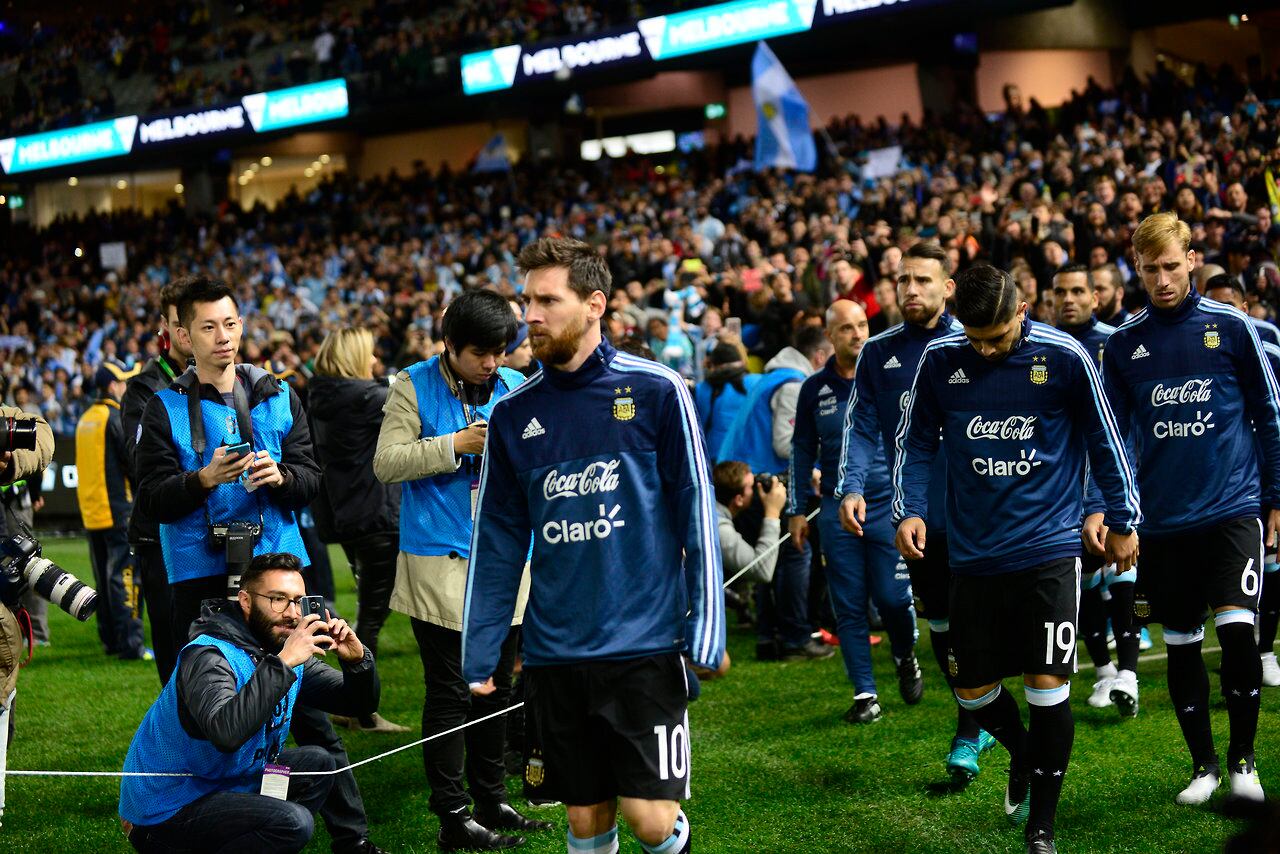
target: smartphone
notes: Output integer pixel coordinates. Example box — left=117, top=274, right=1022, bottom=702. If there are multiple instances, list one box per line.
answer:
left=224, top=441, right=251, bottom=459
left=725, top=317, right=742, bottom=338
left=299, top=595, right=326, bottom=620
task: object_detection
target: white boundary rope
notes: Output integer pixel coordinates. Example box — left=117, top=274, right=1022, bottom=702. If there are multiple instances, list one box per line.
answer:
left=5, top=500, right=1222, bottom=780
left=721, top=506, right=822, bottom=588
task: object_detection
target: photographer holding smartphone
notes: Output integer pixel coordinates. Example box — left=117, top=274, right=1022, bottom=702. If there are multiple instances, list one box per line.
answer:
left=134, top=277, right=320, bottom=655
left=120, top=552, right=379, bottom=854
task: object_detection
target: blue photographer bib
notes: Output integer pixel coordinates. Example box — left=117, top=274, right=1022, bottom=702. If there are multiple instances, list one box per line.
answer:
left=157, top=373, right=306, bottom=582
left=119, top=635, right=303, bottom=826
left=399, top=358, right=524, bottom=558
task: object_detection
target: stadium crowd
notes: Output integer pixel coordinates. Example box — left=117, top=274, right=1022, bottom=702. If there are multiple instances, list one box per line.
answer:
left=0, top=17, right=1278, bottom=846
left=0, top=0, right=699, bottom=138
left=2, top=60, right=1278, bottom=441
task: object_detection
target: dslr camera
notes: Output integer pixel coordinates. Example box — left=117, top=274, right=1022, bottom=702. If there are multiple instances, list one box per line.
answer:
left=754, top=473, right=776, bottom=493
left=0, top=416, right=37, bottom=454
left=0, top=522, right=97, bottom=621
left=209, top=520, right=262, bottom=597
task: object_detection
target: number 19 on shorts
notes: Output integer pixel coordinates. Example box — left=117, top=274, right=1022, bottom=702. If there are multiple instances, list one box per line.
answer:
left=653, top=723, right=689, bottom=782
left=1044, top=621, right=1075, bottom=666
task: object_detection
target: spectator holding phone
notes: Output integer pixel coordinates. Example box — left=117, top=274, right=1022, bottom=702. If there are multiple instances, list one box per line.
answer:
left=373, top=290, right=546, bottom=851
left=119, top=552, right=380, bottom=854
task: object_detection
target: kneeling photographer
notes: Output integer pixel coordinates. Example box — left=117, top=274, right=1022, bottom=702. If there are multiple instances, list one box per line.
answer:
left=0, top=406, right=56, bottom=825
left=119, top=552, right=379, bottom=853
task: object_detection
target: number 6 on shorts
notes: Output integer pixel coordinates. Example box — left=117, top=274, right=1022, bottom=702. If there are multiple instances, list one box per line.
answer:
left=1044, top=621, right=1075, bottom=665
left=1241, top=558, right=1260, bottom=597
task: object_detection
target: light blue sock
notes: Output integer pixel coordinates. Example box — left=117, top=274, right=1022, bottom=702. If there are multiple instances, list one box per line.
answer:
left=568, top=825, right=618, bottom=854
left=639, top=810, right=690, bottom=854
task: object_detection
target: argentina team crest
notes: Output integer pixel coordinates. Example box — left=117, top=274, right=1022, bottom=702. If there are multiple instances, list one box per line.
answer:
left=525, top=751, right=546, bottom=787
left=1030, top=355, right=1048, bottom=385
left=1134, top=597, right=1151, bottom=619
left=612, top=386, right=635, bottom=421
left=1204, top=323, right=1220, bottom=349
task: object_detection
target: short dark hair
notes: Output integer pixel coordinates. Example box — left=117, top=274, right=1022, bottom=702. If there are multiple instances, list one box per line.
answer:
left=712, top=460, right=751, bottom=507
left=177, top=276, right=238, bottom=328
left=517, top=237, right=613, bottom=300
left=615, top=334, right=657, bottom=361
left=441, top=290, right=519, bottom=353
left=903, top=241, right=949, bottom=267
left=1053, top=263, right=1093, bottom=290
left=1204, top=273, right=1246, bottom=301
left=793, top=325, right=830, bottom=359
left=954, top=264, right=1019, bottom=327
left=160, top=278, right=191, bottom=316
left=239, top=552, right=304, bottom=590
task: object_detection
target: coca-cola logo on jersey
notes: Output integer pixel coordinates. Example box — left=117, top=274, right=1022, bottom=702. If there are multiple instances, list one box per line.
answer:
left=965, top=415, right=1037, bottom=441
left=543, top=459, right=621, bottom=500
left=1150, top=378, right=1213, bottom=407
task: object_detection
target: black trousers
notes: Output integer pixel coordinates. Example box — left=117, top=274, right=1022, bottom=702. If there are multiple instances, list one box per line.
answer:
left=289, top=703, right=370, bottom=852
left=88, top=527, right=146, bottom=657
left=339, top=533, right=398, bottom=660
left=411, top=619, right=519, bottom=817
left=132, top=541, right=177, bottom=686
left=128, top=745, right=335, bottom=854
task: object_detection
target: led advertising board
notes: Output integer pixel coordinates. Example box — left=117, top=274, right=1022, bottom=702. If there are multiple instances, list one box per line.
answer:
left=0, top=79, right=350, bottom=176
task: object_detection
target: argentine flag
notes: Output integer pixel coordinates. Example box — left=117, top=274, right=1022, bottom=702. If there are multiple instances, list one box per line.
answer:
left=473, top=132, right=512, bottom=173
left=752, top=41, right=816, bottom=173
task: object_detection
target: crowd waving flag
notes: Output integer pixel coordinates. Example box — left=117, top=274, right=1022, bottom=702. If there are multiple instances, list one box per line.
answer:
left=751, top=41, right=816, bottom=173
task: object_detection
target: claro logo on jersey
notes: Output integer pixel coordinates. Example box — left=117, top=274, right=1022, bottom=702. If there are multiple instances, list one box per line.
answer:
left=1153, top=410, right=1215, bottom=439
left=543, top=459, right=621, bottom=500
left=965, top=415, right=1037, bottom=441
left=1150, top=378, right=1213, bottom=407
left=543, top=503, right=626, bottom=544
left=972, top=449, right=1043, bottom=477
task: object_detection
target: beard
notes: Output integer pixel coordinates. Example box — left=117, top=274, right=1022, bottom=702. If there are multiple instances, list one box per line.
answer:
left=901, top=301, right=940, bottom=324
left=247, top=601, right=291, bottom=653
left=530, top=312, right=588, bottom=367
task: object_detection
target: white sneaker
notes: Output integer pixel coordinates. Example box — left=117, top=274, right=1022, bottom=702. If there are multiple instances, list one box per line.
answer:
left=1175, top=766, right=1220, bottom=805
left=1108, top=669, right=1139, bottom=717
left=1262, top=652, right=1280, bottom=688
left=1228, top=757, right=1265, bottom=803
left=1088, top=663, right=1117, bottom=708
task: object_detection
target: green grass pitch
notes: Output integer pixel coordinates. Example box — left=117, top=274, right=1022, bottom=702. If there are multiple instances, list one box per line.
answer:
left=1, top=538, right=1274, bottom=852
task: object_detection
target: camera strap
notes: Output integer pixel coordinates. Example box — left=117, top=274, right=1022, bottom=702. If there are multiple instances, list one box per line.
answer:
left=187, top=372, right=256, bottom=459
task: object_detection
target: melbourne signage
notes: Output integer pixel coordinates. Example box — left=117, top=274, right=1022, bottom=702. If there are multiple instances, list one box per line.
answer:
left=138, top=106, right=247, bottom=145
left=0, top=79, right=350, bottom=175
left=0, top=117, right=138, bottom=175
left=459, top=0, right=978, bottom=96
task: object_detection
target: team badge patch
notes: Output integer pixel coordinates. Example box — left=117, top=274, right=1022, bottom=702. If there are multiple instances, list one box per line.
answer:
left=1134, top=597, right=1151, bottom=619
left=947, top=651, right=959, bottom=678
left=1204, top=323, right=1220, bottom=349
left=525, top=751, right=546, bottom=787
left=612, top=386, right=635, bottom=421
left=1030, top=355, right=1048, bottom=385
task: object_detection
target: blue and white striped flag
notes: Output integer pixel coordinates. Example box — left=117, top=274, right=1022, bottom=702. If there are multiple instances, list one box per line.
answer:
left=473, top=132, right=512, bottom=173
left=752, top=41, right=816, bottom=173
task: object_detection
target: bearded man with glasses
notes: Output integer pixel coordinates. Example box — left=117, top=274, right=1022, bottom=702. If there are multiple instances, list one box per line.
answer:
left=119, top=552, right=381, bottom=854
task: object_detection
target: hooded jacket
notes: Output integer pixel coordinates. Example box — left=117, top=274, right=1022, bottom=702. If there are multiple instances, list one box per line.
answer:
left=307, top=375, right=400, bottom=543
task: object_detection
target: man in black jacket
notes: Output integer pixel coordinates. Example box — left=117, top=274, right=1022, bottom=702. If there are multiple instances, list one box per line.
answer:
left=134, top=278, right=322, bottom=648
left=120, top=553, right=379, bottom=853
left=134, top=277, right=383, bottom=854
left=123, top=279, right=191, bottom=685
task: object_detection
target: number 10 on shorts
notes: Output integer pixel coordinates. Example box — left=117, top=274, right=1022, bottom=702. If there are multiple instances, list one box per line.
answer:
left=1044, top=621, right=1075, bottom=666
left=654, top=723, right=689, bottom=781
